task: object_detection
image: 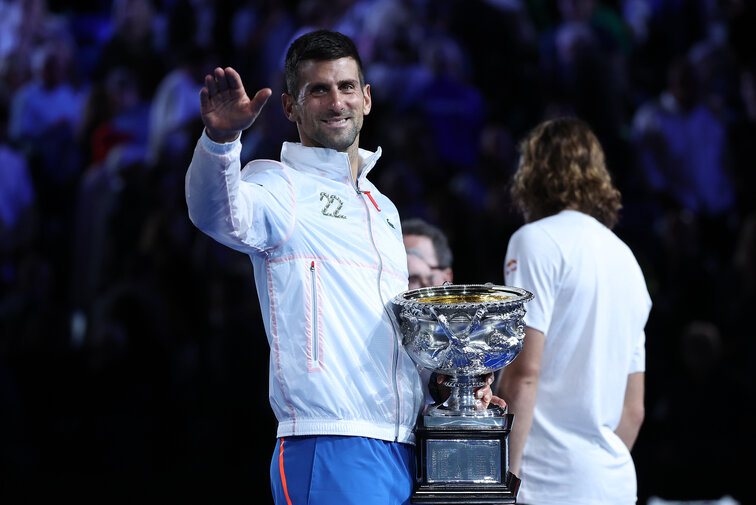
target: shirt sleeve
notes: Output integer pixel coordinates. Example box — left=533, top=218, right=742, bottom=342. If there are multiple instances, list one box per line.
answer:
left=185, top=130, right=294, bottom=254
left=503, top=224, right=562, bottom=336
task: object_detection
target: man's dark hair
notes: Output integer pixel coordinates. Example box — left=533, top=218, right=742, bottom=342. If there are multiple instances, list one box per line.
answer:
left=284, top=29, right=365, bottom=96
left=401, top=218, right=453, bottom=269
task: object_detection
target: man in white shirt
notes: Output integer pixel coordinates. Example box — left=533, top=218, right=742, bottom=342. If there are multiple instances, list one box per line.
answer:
left=496, top=117, right=651, bottom=505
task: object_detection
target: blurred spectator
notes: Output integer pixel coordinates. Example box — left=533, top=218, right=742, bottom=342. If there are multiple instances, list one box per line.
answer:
left=147, top=45, right=209, bottom=168
left=688, top=23, right=738, bottom=116
left=69, top=65, right=150, bottom=334
left=401, top=217, right=454, bottom=290
left=338, top=0, right=420, bottom=64
left=7, top=39, right=85, bottom=162
left=447, top=0, right=539, bottom=134
left=414, top=36, right=485, bottom=172
left=0, top=0, right=69, bottom=96
left=0, top=99, right=36, bottom=260
left=94, top=0, right=166, bottom=100
left=89, top=66, right=150, bottom=168
left=6, top=36, right=84, bottom=261
left=228, top=0, right=299, bottom=157
left=164, top=0, right=228, bottom=54
left=624, top=0, right=708, bottom=101
left=632, top=56, right=734, bottom=218
left=539, top=0, right=631, bottom=154
left=364, top=28, right=432, bottom=115
left=396, top=30, right=490, bottom=263
left=229, top=0, right=296, bottom=89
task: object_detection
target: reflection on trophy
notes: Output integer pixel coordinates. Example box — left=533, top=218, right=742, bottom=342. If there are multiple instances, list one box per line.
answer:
left=389, top=283, right=533, bottom=504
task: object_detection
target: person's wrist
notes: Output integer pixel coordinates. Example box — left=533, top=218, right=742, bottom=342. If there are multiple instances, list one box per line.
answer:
left=205, top=127, right=240, bottom=144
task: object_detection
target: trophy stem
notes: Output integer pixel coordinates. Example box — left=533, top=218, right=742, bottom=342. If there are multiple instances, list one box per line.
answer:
left=443, top=375, right=486, bottom=413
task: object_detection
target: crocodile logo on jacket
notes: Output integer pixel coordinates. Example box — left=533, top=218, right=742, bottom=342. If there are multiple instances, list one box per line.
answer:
left=320, top=192, right=347, bottom=219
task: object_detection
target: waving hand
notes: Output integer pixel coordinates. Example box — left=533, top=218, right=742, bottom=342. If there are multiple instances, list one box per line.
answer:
left=200, top=67, right=272, bottom=143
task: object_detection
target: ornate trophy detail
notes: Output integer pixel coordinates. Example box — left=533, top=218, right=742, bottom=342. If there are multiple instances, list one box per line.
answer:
left=389, top=283, right=533, bottom=504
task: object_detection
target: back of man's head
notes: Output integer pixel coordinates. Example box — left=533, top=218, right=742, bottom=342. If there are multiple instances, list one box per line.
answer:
left=284, top=30, right=364, bottom=96
left=511, top=117, right=622, bottom=228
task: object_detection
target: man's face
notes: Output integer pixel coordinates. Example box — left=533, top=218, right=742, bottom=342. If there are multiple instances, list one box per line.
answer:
left=403, top=234, right=453, bottom=290
left=282, top=57, right=371, bottom=153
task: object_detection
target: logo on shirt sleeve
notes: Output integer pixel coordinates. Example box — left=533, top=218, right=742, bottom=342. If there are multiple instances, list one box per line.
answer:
left=505, top=259, right=518, bottom=276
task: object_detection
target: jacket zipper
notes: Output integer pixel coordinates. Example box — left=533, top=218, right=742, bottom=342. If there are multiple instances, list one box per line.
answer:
left=310, top=260, right=319, bottom=367
left=354, top=179, right=401, bottom=441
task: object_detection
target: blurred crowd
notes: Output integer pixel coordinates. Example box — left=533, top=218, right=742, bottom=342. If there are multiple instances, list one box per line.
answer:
left=0, top=0, right=754, bottom=503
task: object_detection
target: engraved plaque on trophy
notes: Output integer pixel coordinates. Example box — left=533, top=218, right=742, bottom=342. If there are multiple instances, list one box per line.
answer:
left=389, top=283, right=533, bottom=504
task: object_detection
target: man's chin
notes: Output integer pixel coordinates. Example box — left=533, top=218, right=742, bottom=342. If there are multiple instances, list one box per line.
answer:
left=317, top=134, right=359, bottom=152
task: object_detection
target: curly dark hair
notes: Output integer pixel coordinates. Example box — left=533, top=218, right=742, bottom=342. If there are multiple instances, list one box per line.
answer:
left=510, top=117, right=622, bottom=229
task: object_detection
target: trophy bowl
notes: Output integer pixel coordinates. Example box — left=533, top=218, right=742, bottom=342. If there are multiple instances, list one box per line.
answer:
left=389, top=283, right=533, bottom=418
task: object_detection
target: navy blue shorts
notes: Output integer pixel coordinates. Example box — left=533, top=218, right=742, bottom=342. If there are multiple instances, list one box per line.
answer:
left=270, top=435, right=415, bottom=505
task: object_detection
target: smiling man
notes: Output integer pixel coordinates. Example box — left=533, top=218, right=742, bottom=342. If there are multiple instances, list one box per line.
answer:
left=186, top=30, right=417, bottom=505
left=184, top=30, right=501, bottom=505
left=282, top=57, right=369, bottom=166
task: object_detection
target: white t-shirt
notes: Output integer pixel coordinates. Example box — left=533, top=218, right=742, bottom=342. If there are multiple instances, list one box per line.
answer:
left=504, top=210, right=651, bottom=505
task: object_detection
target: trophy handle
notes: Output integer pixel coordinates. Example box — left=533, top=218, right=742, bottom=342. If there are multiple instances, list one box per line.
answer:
left=430, top=307, right=488, bottom=348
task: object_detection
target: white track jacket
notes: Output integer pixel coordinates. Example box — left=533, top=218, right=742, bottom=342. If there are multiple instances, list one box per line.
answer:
left=185, top=131, right=424, bottom=444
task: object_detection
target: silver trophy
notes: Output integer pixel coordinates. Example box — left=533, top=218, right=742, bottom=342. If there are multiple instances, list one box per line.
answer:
left=389, top=283, right=533, bottom=504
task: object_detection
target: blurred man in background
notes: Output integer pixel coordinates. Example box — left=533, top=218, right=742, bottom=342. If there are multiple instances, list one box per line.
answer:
left=401, top=217, right=453, bottom=290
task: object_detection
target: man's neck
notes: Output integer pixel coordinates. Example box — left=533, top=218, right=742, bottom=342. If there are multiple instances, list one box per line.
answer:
left=348, top=148, right=360, bottom=182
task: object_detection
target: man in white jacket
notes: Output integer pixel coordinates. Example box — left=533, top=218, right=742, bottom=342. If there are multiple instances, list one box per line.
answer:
left=185, top=30, right=498, bottom=505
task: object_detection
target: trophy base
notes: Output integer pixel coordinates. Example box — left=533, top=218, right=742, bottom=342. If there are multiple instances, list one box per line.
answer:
left=411, top=472, right=521, bottom=504
left=412, top=411, right=520, bottom=504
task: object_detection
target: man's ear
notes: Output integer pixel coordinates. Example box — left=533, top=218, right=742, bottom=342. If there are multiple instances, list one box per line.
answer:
left=362, top=83, right=372, bottom=115
left=282, top=93, right=298, bottom=122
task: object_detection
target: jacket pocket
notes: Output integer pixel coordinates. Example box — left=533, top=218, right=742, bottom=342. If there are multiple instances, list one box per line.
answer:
left=307, top=260, right=323, bottom=372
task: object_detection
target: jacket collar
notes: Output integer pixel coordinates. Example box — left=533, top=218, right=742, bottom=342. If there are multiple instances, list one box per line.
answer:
left=280, top=142, right=382, bottom=185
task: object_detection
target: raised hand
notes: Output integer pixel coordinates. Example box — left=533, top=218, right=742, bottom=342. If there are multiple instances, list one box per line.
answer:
left=200, top=67, right=272, bottom=143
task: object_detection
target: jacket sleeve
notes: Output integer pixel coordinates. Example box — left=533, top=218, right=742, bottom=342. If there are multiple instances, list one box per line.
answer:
left=185, top=130, right=293, bottom=254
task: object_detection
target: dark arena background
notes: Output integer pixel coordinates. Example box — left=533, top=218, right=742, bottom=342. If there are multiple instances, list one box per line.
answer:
left=1, top=0, right=754, bottom=503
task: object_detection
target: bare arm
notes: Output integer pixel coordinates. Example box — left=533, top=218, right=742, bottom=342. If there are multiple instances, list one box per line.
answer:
left=494, top=326, right=544, bottom=475
left=200, top=67, right=272, bottom=143
left=615, top=372, right=645, bottom=450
